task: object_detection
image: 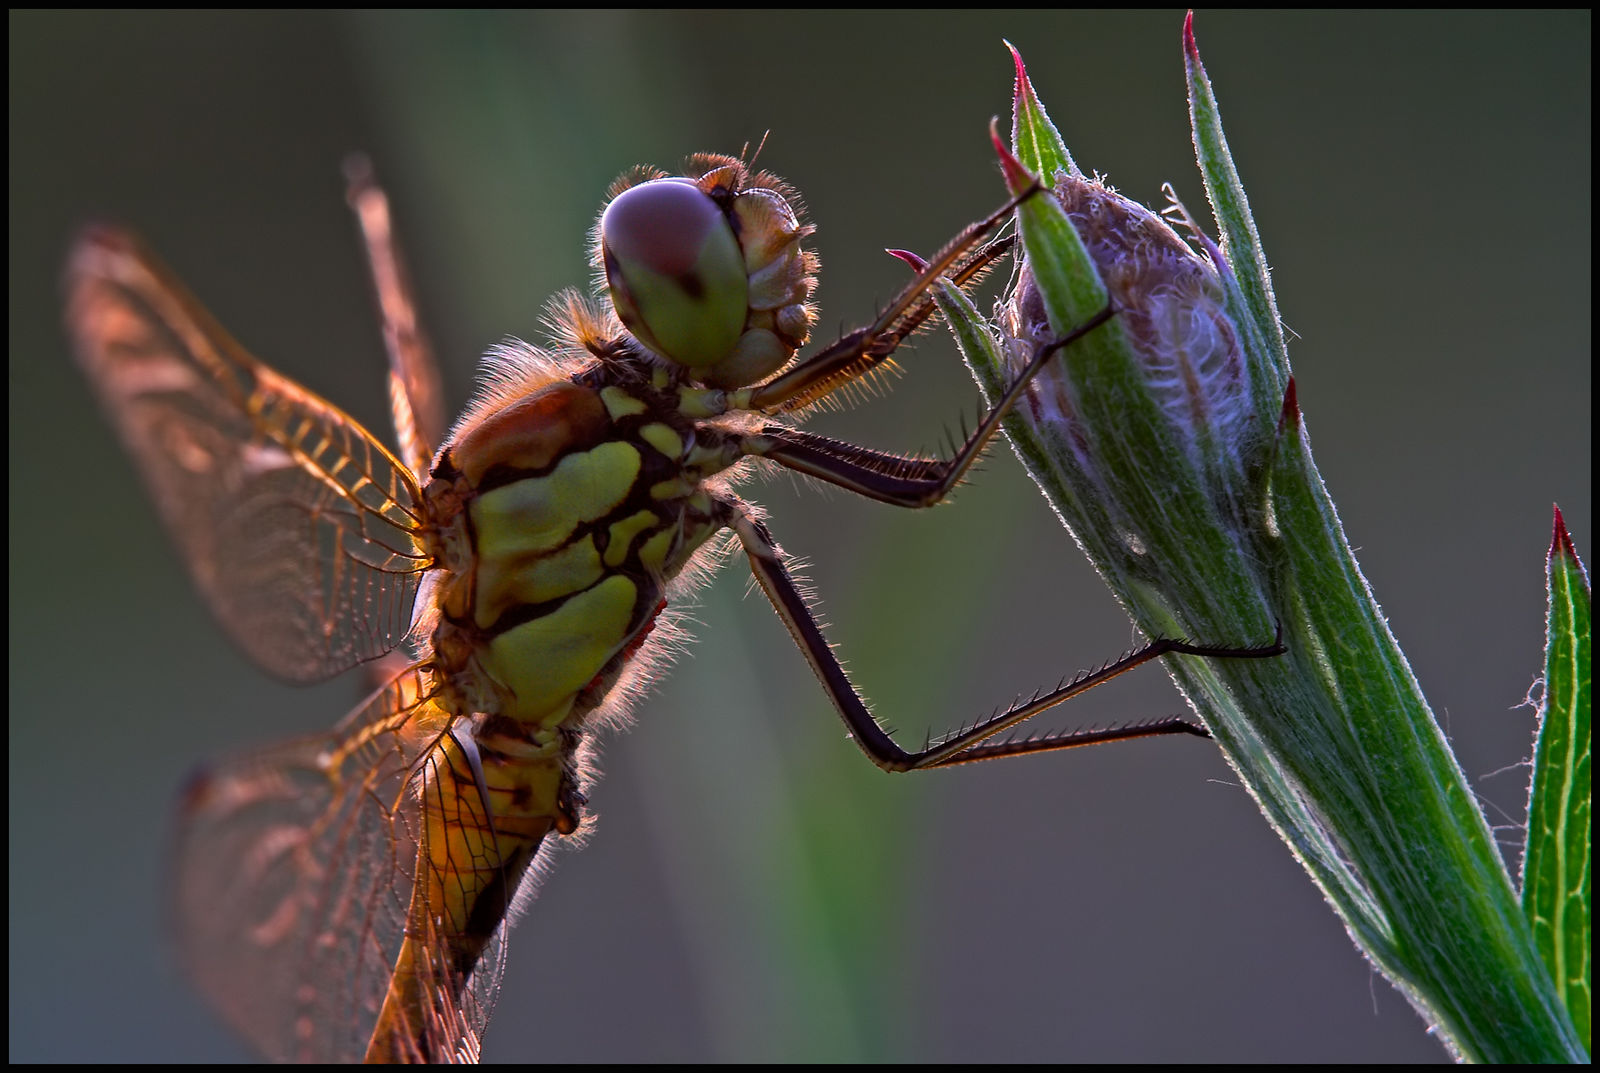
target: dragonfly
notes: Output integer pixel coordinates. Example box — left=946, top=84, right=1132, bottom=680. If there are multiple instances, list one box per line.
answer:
left=64, top=149, right=1283, bottom=1062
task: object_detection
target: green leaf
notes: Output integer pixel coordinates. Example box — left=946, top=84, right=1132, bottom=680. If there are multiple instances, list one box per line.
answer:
left=1522, top=505, right=1593, bottom=1054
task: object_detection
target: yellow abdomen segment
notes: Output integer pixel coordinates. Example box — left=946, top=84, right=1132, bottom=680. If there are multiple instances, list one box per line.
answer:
left=365, top=726, right=568, bottom=1062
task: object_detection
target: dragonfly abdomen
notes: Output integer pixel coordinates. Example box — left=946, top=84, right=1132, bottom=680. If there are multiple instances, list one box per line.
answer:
left=365, top=718, right=570, bottom=1062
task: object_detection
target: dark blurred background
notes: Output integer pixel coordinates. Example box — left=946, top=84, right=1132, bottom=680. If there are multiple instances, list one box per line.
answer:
left=9, top=11, right=1589, bottom=1063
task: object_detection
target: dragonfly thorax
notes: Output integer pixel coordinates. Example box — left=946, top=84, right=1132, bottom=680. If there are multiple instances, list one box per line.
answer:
left=426, top=357, right=742, bottom=735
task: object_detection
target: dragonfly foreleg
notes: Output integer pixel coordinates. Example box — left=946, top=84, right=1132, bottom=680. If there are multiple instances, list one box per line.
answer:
left=744, top=183, right=1041, bottom=414
left=725, top=502, right=1284, bottom=772
left=741, top=306, right=1115, bottom=508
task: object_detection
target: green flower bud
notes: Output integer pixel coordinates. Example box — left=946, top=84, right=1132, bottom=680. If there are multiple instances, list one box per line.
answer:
left=999, top=175, right=1257, bottom=517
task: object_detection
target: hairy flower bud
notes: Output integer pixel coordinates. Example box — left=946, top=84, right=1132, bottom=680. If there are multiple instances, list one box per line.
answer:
left=999, top=175, right=1254, bottom=504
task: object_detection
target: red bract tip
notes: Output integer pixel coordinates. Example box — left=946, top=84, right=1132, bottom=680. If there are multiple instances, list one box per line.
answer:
left=1550, top=503, right=1577, bottom=563
left=885, top=248, right=929, bottom=272
left=1006, top=40, right=1030, bottom=102
left=1277, top=377, right=1300, bottom=432
left=991, top=117, right=1031, bottom=195
left=1183, top=11, right=1200, bottom=63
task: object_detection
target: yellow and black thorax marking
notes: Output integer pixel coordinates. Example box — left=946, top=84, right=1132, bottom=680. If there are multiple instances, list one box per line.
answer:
left=425, top=361, right=740, bottom=735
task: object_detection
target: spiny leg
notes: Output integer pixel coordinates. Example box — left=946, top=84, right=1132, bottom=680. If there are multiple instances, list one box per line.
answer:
left=724, top=505, right=1284, bottom=773
left=741, top=307, right=1114, bottom=508
left=744, top=182, right=1040, bottom=414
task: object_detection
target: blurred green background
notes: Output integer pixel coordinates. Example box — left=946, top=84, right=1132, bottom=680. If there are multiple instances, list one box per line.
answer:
left=9, top=11, right=1589, bottom=1063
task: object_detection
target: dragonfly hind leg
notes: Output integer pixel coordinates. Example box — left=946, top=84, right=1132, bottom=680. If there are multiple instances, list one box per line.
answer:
left=723, top=504, right=1283, bottom=773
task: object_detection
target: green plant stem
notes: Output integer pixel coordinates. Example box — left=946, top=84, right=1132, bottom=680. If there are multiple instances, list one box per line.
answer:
left=932, top=28, right=1587, bottom=1061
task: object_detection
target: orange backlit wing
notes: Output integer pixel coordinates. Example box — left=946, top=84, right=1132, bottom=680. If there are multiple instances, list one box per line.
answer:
left=175, top=665, right=501, bottom=1062
left=64, top=229, right=430, bottom=683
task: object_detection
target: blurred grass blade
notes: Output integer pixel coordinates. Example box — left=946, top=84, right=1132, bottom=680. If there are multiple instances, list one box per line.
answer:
left=1522, top=505, right=1592, bottom=1054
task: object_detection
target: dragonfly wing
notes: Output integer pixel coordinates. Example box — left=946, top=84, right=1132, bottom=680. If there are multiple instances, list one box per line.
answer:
left=175, top=665, right=504, bottom=1062
left=390, top=902, right=509, bottom=1064
left=64, top=228, right=430, bottom=682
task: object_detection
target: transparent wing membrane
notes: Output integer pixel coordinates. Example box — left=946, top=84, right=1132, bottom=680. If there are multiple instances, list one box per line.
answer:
left=345, top=156, right=449, bottom=478
left=175, top=666, right=505, bottom=1062
left=65, top=230, right=430, bottom=683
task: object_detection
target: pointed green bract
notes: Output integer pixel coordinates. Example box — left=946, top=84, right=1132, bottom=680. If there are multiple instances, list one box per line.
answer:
left=1523, top=508, right=1593, bottom=1053
left=1005, top=41, right=1076, bottom=182
left=1182, top=15, right=1289, bottom=385
left=930, top=278, right=1003, bottom=399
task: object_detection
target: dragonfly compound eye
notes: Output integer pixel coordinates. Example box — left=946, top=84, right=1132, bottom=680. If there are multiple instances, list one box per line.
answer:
left=601, top=177, right=748, bottom=377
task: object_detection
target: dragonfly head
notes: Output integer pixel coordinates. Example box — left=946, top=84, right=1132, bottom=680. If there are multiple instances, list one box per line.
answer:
left=599, top=155, right=816, bottom=388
